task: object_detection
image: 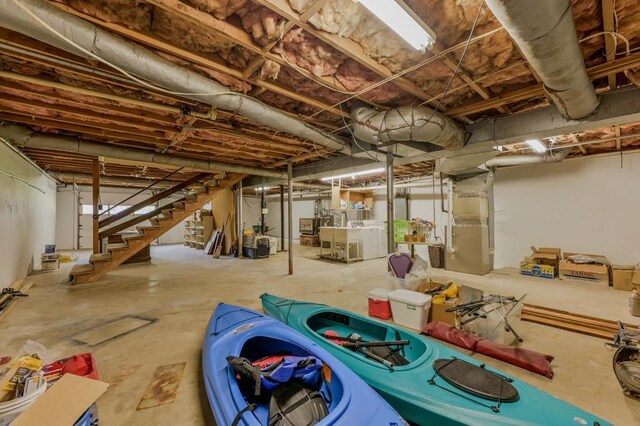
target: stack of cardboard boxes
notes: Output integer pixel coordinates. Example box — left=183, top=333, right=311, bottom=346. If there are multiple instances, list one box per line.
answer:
left=520, top=246, right=639, bottom=291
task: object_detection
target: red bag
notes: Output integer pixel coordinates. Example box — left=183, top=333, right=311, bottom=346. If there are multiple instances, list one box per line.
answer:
left=424, top=322, right=555, bottom=378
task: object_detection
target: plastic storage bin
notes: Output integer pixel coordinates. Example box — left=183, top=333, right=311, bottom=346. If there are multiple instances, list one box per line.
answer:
left=388, top=289, right=432, bottom=331
left=367, top=288, right=392, bottom=320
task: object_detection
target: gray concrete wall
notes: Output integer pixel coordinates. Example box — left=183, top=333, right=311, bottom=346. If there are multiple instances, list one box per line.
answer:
left=0, top=142, right=57, bottom=288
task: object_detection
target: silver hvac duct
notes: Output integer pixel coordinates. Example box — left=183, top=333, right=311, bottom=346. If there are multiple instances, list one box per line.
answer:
left=0, top=0, right=351, bottom=156
left=0, top=122, right=286, bottom=178
left=484, top=149, right=570, bottom=168
left=485, top=0, right=599, bottom=120
left=351, top=106, right=465, bottom=150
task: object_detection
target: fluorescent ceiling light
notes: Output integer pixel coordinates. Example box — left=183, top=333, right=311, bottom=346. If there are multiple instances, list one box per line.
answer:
left=526, top=139, right=547, bottom=153
left=320, top=168, right=385, bottom=181
left=358, top=0, right=434, bottom=51
left=254, top=186, right=272, bottom=192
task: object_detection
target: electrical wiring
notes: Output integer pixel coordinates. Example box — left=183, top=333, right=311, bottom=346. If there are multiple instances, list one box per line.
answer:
left=579, top=31, right=630, bottom=56
left=412, top=1, right=486, bottom=129
left=339, top=102, right=380, bottom=163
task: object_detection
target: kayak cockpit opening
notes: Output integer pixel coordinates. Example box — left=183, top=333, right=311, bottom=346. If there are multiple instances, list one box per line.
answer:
left=229, top=336, right=344, bottom=425
left=307, top=311, right=427, bottom=367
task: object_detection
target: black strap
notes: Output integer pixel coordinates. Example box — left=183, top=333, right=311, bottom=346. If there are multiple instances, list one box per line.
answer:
left=268, top=388, right=319, bottom=426
left=232, top=403, right=257, bottom=426
left=227, top=356, right=264, bottom=396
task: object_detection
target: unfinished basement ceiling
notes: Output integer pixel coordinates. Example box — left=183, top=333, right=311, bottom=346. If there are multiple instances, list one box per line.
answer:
left=0, top=0, right=639, bottom=187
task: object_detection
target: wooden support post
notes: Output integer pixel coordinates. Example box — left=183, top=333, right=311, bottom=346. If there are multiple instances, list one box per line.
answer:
left=280, top=184, right=285, bottom=252
left=92, top=159, right=100, bottom=254
left=237, top=180, right=243, bottom=258
left=288, top=162, right=293, bottom=275
left=386, top=152, right=395, bottom=254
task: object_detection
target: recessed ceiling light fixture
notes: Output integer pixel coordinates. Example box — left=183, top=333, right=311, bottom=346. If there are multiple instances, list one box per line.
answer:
left=357, top=0, right=435, bottom=51
left=526, top=139, right=547, bottom=153
left=320, top=167, right=385, bottom=181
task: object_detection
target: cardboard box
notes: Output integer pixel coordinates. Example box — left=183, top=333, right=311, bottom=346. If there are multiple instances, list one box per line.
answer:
left=13, top=374, right=108, bottom=426
left=414, top=280, right=460, bottom=327
left=559, top=252, right=611, bottom=286
left=430, top=298, right=459, bottom=326
left=520, top=262, right=556, bottom=279
left=613, top=265, right=639, bottom=291
left=529, top=247, right=562, bottom=266
left=519, top=247, right=561, bottom=279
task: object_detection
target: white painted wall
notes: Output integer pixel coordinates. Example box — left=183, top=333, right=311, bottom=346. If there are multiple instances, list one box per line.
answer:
left=55, top=185, right=189, bottom=249
left=241, top=195, right=324, bottom=239
left=55, top=186, right=79, bottom=249
left=0, top=142, right=57, bottom=288
left=494, top=152, right=640, bottom=267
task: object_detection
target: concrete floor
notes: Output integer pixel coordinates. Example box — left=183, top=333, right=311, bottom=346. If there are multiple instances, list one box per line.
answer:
left=1, top=244, right=638, bottom=425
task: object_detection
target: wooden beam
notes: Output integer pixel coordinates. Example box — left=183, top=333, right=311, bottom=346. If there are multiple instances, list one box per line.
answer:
left=242, top=0, right=329, bottom=79
left=448, top=53, right=640, bottom=118
left=250, top=0, right=443, bottom=107
left=602, top=0, right=617, bottom=90
left=51, top=2, right=351, bottom=119
left=92, top=159, right=100, bottom=254
left=0, top=93, right=179, bottom=136
left=570, top=133, right=587, bottom=154
left=433, top=43, right=511, bottom=115
left=615, top=125, right=621, bottom=150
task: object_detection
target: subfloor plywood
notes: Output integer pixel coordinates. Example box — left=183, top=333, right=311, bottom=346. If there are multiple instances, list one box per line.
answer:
left=137, top=363, right=186, bottom=410
left=72, top=317, right=152, bottom=345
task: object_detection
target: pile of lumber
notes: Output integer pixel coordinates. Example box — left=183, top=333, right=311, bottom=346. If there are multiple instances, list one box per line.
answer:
left=521, top=304, right=640, bottom=339
left=0, top=279, right=33, bottom=323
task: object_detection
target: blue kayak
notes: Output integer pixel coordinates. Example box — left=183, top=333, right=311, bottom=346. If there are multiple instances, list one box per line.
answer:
left=261, top=294, right=611, bottom=426
left=202, top=303, right=406, bottom=425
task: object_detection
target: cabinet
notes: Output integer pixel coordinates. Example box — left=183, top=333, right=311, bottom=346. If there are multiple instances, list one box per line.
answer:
left=330, top=185, right=374, bottom=211
left=184, top=214, right=214, bottom=250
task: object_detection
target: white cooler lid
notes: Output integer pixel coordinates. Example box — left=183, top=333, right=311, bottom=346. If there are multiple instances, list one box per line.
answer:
left=388, top=289, right=432, bottom=306
left=368, top=288, right=391, bottom=301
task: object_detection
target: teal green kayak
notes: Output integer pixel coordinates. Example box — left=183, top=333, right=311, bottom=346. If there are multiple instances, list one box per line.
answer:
left=261, top=294, right=610, bottom=426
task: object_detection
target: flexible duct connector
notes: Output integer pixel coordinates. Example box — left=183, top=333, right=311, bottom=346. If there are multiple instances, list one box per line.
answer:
left=0, top=0, right=351, bottom=156
left=0, top=122, right=286, bottom=178
left=485, top=0, right=599, bottom=120
left=484, top=149, right=570, bottom=168
left=351, top=106, right=465, bottom=150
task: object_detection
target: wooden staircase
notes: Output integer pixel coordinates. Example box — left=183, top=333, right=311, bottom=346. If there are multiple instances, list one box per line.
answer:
left=69, top=174, right=242, bottom=285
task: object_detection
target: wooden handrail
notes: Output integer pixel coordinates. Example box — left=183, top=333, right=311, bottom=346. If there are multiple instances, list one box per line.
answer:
left=99, top=173, right=209, bottom=228
left=98, top=198, right=185, bottom=240
left=100, top=167, right=184, bottom=216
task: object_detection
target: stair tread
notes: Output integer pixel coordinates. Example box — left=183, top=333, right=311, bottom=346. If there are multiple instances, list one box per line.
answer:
left=123, top=234, right=144, bottom=240
left=70, top=264, right=94, bottom=275
left=139, top=225, right=160, bottom=230
left=89, top=253, right=112, bottom=263
left=106, top=243, right=129, bottom=251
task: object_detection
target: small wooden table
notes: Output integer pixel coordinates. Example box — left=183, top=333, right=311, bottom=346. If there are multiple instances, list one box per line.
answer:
left=396, top=241, right=429, bottom=258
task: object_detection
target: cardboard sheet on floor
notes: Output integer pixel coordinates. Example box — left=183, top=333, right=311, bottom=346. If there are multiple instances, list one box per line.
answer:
left=72, top=317, right=152, bottom=345
left=137, top=363, right=186, bottom=410
left=12, top=374, right=108, bottom=426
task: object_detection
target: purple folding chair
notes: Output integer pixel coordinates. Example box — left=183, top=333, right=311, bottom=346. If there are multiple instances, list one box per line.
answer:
left=388, top=253, right=414, bottom=279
